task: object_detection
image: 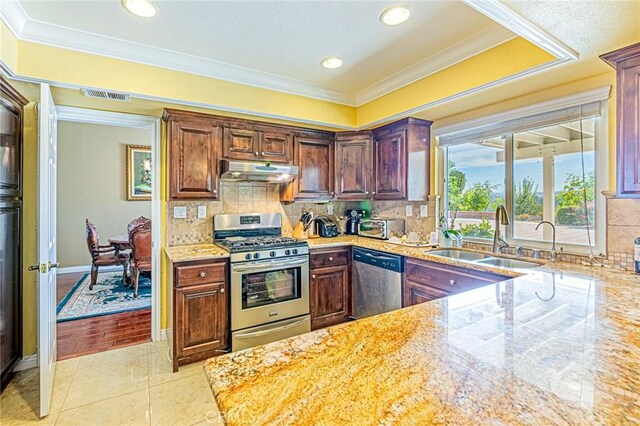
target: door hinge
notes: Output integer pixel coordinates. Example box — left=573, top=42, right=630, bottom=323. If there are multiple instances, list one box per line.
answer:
left=28, top=263, right=48, bottom=273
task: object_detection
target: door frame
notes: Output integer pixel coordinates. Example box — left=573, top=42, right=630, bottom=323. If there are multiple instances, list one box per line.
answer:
left=55, top=106, right=162, bottom=341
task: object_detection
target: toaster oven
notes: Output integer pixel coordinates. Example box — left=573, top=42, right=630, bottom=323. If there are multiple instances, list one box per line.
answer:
left=358, top=218, right=405, bottom=240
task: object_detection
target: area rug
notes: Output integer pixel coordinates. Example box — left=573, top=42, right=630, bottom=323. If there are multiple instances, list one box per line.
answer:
left=56, top=271, right=152, bottom=322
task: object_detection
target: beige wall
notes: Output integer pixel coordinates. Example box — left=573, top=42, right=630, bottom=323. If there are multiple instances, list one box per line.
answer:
left=57, top=121, right=151, bottom=267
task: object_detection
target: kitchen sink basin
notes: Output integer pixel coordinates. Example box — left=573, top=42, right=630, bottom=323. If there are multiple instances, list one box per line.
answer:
left=427, top=249, right=493, bottom=262
left=475, top=257, right=541, bottom=269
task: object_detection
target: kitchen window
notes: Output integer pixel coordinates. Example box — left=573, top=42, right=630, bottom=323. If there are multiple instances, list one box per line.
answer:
left=438, top=92, right=609, bottom=255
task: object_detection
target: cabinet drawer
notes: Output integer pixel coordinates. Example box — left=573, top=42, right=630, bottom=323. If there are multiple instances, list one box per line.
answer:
left=175, top=261, right=227, bottom=287
left=405, top=258, right=507, bottom=294
left=310, top=247, right=350, bottom=268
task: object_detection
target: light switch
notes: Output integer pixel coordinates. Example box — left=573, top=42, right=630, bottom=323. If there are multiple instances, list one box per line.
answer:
left=197, top=205, right=207, bottom=219
left=173, top=206, right=187, bottom=219
left=405, top=205, right=413, bottom=217
left=420, top=205, right=428, bottom=217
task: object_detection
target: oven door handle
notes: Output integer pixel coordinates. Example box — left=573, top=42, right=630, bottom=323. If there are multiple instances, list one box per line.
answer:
left=232, top=257, right=308, bottom=272
left=233, top=317, right=309, bottom=339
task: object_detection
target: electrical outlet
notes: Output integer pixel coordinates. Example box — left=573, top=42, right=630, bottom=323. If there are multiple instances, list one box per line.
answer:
left=197, top=205, right=207, bottom=219
left=173, top=206, right=187, bottom=219
left=420, top=205, right=428, bottom=217
left=327, top=204, right=334, bottom=215
left=405, top=205, right=413, bottom=217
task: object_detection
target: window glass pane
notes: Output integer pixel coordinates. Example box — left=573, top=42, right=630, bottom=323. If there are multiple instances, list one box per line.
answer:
left=447, top=138, right=506, bottom=239
left=512, top=118, right=596, bottom=246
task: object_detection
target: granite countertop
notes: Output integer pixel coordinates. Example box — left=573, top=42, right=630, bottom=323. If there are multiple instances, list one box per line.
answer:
left=203, top=241, right=640, bottom=424
left=164, top=244, right=229, bottom=262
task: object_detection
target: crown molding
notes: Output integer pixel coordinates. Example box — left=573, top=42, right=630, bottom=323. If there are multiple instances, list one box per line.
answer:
left=462, top=0, right=579, bottom=61
left=355, top=26, right=516, bottom=106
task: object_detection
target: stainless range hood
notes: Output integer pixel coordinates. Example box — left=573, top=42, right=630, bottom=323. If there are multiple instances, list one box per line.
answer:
left=220, top=159, right=298, bottom=183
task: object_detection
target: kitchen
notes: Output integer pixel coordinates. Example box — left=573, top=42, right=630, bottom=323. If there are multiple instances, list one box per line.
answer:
left=1, top=1, right=639, bottom=424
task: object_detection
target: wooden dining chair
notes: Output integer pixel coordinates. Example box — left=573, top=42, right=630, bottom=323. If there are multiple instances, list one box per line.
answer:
left=86, top=219, right=130, bottom=289
left=128, top=217, right=152, bottom=298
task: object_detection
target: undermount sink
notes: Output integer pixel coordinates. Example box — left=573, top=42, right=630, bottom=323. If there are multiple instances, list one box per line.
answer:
left=427, top=249, right=493, bottom=262
left=475, top=257, right=541, bottom=269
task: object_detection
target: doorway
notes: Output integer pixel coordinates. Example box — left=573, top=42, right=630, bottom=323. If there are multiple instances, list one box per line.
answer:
left=54, top=106, right=161, bottom=359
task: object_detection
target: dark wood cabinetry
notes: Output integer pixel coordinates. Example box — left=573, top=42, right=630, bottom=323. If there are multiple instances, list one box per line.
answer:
left=372, top=118, right=432, bottom=201
left=0, top=78, right=26, bottom=393
left=601, top=43, right=640, bottom=198
left=259, top=129, right=292, bottom=163
left=403, top=258, right=508, bottom=307
left=283, top=134, right=334, bottom=201
left=223, top=126, right=293, bottom=163
left=334, top=132, right=372, bottom=200
left=223, top=127, right=260, bottom=161
left=165, top=111, right=222, bottom=200
left=309, top=247, right=351, bottom=330
left=170, top=259, right=229, bottom=371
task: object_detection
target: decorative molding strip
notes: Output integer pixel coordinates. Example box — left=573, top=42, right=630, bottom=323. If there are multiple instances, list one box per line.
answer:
left=57, top=264, right=121, bottom=275
left=355, top=26, right=516, bottom=106
left=57, top=105, right=157, bottom=128
left=433, top=85, right=611, bottom=137
left=0, top=0, right=576, bottom=109
left=13, top=354, right=38, bottom=372
left=462, top=0, right=578, bottom=61
left=0, top=59, right=16, bottom=78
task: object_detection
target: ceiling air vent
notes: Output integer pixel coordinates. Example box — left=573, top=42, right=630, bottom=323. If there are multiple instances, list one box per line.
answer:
left=81, top=88, right=131, bottom=102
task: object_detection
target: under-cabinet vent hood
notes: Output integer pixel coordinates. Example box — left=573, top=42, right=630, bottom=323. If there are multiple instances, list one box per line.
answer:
left=220, top=159, right=298, bottom=183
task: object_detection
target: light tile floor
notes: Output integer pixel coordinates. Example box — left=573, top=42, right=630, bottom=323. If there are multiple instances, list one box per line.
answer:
left=0, top=341, right=223, bottom=425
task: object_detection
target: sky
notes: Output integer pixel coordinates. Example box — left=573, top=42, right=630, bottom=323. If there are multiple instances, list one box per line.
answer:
left=448, top=143, right=595, bottom=194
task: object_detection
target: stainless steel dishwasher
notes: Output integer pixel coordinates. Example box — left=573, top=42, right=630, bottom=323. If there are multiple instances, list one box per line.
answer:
left=352, top=247, right=404, bottom=319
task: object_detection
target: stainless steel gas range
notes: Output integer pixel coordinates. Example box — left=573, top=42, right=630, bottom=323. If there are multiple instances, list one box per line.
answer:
left=213, top=213, right=310, bottom=352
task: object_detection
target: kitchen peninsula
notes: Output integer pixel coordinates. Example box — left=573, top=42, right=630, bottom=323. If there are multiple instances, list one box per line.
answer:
left=202, top=246, right=640, bottom=425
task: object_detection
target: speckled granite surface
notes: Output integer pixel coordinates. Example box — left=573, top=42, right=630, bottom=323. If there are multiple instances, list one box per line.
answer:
left=201, top=238, right=640, bottom=425
left=164, top=244, right=229, bottom=262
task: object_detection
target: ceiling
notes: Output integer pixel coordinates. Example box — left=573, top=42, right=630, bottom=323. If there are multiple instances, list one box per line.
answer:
left=13, top=0, right=515, bottom=105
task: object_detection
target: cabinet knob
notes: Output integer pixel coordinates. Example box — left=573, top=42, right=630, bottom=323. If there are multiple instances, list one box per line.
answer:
left=261, top=151, right=266, bottom=156
left=331, top=192, right=335, bottom=195
left=199, top=272, right=206, bottom=278
left=213, top=189, right=217, bottom=194
left=254, top=151, right=259, bottom=156
left=220, top=288, right=225, bottom=293
left=312, top=274, right=317, bottom=279
left=328, top=257, right=333, bottom=261
left=449, top=279, right=456, bottom=286
left=365, top=191, right=369, bottom=195
left=372, top=191, right=376, bottom=195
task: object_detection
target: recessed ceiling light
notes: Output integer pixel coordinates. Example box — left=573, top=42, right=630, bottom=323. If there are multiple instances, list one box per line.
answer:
left=321, top=57, right=343, bottom=69
left=380, top=5, right=411, bottom=26
left=122, top=0, right=157, bottom=18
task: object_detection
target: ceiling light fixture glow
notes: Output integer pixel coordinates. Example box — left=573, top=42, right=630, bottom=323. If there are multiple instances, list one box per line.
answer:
left=321, top=57, right=343, bottom=69
left=380, top=6, right=411, bottom=26
left=122, top=0, right=157, bottom=18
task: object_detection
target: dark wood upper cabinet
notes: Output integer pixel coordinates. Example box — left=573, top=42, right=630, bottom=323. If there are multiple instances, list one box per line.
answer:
left=260, top=129, right=292, bottom=163
left=223, top=127, right=260, bottom=161
left=601, top=42, right=640, bottom=198
left=372, top=118, right=432, bottom=201
left=283, top=134, right=334, bottom=201
left=334, top=132, right=372, bottom=200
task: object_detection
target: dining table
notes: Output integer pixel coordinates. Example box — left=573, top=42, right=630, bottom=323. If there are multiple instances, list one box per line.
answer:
left=108, top=234, right=130, bottom=252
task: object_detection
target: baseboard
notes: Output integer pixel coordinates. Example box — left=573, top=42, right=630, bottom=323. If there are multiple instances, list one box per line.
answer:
left=58, top=265, right=121, bottom=274
left=160, top=329, right=168, bottom=341
left=13, top=355, right=38, bottom=372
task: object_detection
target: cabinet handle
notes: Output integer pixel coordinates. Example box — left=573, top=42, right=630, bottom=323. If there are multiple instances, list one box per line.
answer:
left=312, top=274, right=317, bottom=279
left=199, top=272, right=206, bottom=278
left=449, top=279, right=456, bottom=286
left=328, top=257, right=333, bottom=261
left=220, top=288, right=225, bottom=293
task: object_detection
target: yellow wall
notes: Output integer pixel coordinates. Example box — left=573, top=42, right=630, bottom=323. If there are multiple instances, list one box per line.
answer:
left=0, top=20, right=18, bottom=72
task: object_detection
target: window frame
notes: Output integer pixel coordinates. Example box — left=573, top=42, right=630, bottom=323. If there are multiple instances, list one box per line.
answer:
left=438, top=106, right=608, bottom=256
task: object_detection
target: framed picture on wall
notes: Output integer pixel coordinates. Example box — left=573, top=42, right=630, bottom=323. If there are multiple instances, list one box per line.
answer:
left=126, top=145, right=152, bottom=201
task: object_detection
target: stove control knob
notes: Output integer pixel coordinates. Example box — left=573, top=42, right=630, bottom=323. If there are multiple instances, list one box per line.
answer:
left=269, top=251, right=276, bottom=257
left=284, top=249, right=291, bottom=256
left=292, top=248, right=299, bottom=255
left=245, top=254, right=252, bottom=260
left=253, top=253, right=261, bottom=259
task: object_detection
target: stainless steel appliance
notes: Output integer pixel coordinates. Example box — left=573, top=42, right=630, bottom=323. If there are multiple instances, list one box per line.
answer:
left=345, top=209, right=367, bottom=235
left=219, top=159, right=298, bottom=183
left=315, top=216, right=338, bottom=238
left=358, top=218, right=405, bottom=240
left=213, top=213, right=310, bottom=351
left=352, top=248, right=404, bottom=319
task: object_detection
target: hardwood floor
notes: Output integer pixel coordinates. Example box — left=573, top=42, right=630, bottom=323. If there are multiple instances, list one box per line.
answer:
left=56, top=272, right=151, bottom=361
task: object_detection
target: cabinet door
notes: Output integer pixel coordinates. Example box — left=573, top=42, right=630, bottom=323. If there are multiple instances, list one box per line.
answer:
left=170, top=120, right=221, bottom=199
left=260, top=130, right=292, bottom=163
left=373, top=129, right=406, bottom=200
left=335, top=133, right=371, bottom=200
left=403, top=280, right=450, bottom=307
left=175, top=282, right=228, bottom=359
left=310, top=265, right=350, bottom=330
left=617, top=60, right=640, bottom=196
left=0, top=205, right=20, bottom=386
left=223, top=127, right=260, bottom=161
left=0, top=107, right=21, bottom=198
left=293, top=136, right=334, bottom=200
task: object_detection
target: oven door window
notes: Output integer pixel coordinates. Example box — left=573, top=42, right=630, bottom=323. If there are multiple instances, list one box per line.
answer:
left=242, top=267, right=302, bottom=309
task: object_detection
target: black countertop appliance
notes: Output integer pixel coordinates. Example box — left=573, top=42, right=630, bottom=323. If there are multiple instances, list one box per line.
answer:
left=315, top=217, right=339, bottom=238
left=345, top=209, right=367, bottom=235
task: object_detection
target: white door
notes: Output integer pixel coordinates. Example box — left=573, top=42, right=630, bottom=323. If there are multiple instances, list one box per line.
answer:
left=37, top=83, right=58, bottom=417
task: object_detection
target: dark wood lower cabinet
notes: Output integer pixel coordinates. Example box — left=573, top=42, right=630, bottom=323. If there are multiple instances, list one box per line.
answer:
left=403, top=280, right=450, bottom=307
left=309, top=247, right=351, bottom=330
left=171, top=259, right=229, bottom=371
